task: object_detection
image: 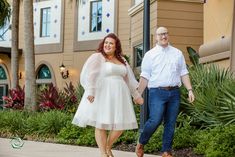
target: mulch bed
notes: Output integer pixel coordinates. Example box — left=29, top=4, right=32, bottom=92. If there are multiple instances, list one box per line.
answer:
left=114, top=143, right=203, bottom=157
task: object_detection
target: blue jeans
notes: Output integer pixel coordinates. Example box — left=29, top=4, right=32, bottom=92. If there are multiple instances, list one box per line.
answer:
left=139, top=88, right=180, bottom=152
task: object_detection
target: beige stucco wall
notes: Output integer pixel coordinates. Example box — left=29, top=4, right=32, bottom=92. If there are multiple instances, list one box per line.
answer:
left=199, top=0, right=233, bottom=68
left=157, top=0, right=203, bottom=62
left=204, top=0, right=233, bottom=43
left=128, top=0, right=157, bottom=54
left=129, top=0, right=203, bottom=63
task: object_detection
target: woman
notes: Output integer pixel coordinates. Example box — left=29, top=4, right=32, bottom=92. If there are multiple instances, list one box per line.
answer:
left=72, top=33, right=143, bottom=157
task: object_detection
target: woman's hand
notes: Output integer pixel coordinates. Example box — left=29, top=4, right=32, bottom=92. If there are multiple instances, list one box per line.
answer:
left=87, top=95, right=95, bottom=103
left=134, top=97, right=144, bottom=105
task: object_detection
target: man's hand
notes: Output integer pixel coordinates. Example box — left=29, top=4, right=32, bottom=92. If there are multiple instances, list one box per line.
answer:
left=87, top=95, right=95, bottom=103
left=188, top=90, right=195, bottom=103
left=134, top=97, right=144, bottom=105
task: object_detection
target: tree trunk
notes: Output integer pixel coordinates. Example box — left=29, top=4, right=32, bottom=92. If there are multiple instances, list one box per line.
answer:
left=11, top=0, right=20, bottom=89
left=23, top=0, right=37, bottom=111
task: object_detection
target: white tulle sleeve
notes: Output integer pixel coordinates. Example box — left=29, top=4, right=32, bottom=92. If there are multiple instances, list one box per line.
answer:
left=80, top=53, right=104, bottom=96
left=124, top=61, right=141, bottom=99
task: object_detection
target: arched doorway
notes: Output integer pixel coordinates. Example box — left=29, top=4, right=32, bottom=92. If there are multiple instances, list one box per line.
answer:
left=0, top=65, right=9, bottom=108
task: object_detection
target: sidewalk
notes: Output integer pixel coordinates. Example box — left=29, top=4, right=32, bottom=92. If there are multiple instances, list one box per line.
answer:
left=0, top=138, right=160, bottom=157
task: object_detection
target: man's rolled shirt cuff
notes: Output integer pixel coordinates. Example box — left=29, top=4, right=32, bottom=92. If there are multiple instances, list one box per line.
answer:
left=140, top=72, right=150, bottom=81
left=180, top=69, right=189, bottom=76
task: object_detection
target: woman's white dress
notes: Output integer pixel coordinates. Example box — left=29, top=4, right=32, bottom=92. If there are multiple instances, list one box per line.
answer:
left=72, top=53, right=140, bottom=130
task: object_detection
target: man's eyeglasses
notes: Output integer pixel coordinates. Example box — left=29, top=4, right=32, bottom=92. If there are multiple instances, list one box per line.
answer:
left=157, top=32, right=168, bottom=37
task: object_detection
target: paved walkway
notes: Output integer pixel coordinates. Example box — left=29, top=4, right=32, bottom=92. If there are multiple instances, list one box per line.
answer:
left=0, top=138, right=160, bottom=157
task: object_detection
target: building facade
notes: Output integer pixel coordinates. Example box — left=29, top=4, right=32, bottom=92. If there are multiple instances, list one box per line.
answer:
left=0, top=0, right=204, bottom=105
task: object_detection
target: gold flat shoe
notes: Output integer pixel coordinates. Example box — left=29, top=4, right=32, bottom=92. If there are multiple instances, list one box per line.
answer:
left=106, top=148, right=114, bottom=157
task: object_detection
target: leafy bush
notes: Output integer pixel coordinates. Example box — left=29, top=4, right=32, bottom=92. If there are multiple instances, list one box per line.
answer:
left=0, top=110, right=28, bottom=137
left=194, top=125, right=235, bottom=157
left=116, top=130, right=138, bottom=144
left=3, top=86, right=24, bottom=110
left=35, top=110, right=71, bottom=135
left=57, top=122, right=83, bottom=140
left=76, top=127, right=96, bottom=146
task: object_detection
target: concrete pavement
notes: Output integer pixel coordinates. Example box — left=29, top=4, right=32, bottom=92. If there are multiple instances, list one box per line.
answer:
left=0, top=138, right=160, bottom=157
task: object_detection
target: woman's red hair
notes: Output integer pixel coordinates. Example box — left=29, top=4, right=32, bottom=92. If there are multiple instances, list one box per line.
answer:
left=96, top=33, right=126, bottom=65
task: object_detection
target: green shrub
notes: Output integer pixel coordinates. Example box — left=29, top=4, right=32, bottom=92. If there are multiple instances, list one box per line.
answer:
left=173, top=113, right=197, bottom=149
left=57, top=122, right=83, bottom=140
left=76, top=127, right=96, bottom=146
left=194, top=125, right=235, bottom=157
left=0, top=110, right=28, bottom=137
left=116, top=130, right=138, bottom=144
left=28, top=110, right=71, bottom=135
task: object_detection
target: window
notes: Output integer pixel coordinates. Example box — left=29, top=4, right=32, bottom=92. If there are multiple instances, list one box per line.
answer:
left=90, top=0, right=102, bottom=32
left=0, top=23, right=9, bottom=41
left=36, top=64, right=51, bottom=79
left=134, top=0, right=143, bottom=5
left=0, top=66, right=8, bottom=107
left=0, top=66, right=7, bottom=80
left=36, top=64, right=52, bottom=89
left=134, top=44, right=144, bottom=67
left=40, top=7, right=51, bottom=37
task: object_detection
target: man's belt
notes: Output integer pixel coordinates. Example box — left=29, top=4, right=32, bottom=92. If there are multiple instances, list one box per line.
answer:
left=157, top=86, right=179, bottom=90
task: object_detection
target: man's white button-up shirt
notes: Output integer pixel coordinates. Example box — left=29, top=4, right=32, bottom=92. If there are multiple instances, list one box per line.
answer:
left=140, top=44, right=189, bottom=88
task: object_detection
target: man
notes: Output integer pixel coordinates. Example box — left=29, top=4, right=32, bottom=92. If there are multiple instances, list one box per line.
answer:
left=135, top=27, right=195, bottom=157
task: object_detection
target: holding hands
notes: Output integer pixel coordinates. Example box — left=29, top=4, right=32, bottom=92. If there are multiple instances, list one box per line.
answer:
left=87, top=95, right=95, bottom=103
left=134, top=96, right=144, bottom=105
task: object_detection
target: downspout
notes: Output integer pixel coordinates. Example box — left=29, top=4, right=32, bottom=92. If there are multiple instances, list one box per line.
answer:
left=230, top=0, right=235, bottom=74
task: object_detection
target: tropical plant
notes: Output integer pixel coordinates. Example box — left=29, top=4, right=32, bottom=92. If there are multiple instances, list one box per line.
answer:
left=3, top=86, right=25, bottom=110
left=0, top=0, right=11, bottom=28
left=38, top=83, right=65, bottom=111
left=181, top=64, right=235, bottom=127
left=62, top=82, right=78, bottom=113
left=186, top=46, right=200, bottom=66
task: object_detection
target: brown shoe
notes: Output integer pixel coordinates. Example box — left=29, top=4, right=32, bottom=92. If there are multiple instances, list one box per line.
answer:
left=162, top=151, right=173, bottom=157
left=135, top=143, right=144, bottom=157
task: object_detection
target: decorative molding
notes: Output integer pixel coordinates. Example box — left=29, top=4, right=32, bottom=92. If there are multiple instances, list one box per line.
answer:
left=199, top=36, right=231, bottom=63
left=199, top=51, right=230, bottom=63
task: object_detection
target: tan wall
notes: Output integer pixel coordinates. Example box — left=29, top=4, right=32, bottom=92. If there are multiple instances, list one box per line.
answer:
left=117, top=0, right=132, bottom=55
left=129, top=0, right=203, bottom=64
left=204, top=0, right=233, bottom=43
left=199, top=0, right=233, bottom=68
left=157, top=0, right=203, bottom=62
left=213, top=59, right=231, bottom=70
left=129, top=0, right=157, bottom=51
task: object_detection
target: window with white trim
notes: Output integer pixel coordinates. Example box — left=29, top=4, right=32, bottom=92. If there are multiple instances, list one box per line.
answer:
left=33, top=0, right=62, bottom=45
left=40, top=7, right=51, bottom=37
left=78, top=0, right=116, bottom=41
left=90, top=0, right=102, bottom=32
